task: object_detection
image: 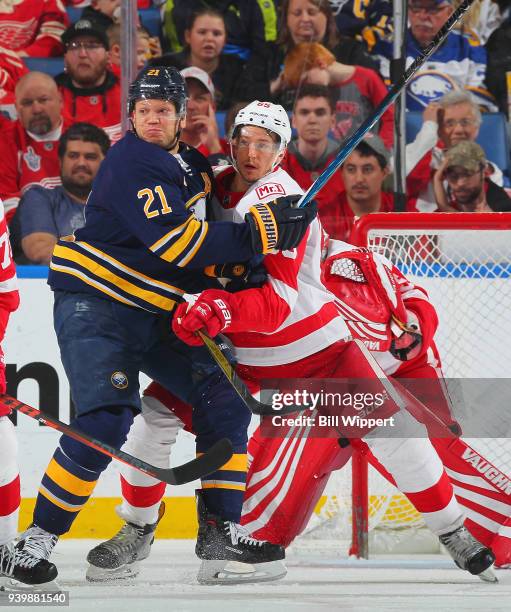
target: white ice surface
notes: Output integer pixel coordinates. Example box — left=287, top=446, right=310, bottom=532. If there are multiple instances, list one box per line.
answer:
left=2, top=540, right=511, bottom=612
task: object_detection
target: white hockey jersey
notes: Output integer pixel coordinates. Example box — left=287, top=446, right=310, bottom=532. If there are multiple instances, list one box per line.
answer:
left=210, top=166, right=350, bottom=367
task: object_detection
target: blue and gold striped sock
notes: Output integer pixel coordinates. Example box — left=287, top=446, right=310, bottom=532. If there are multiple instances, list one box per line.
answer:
left=200, top=452, right=247, bottom=522
left=33, top=447, right=100, bottom=535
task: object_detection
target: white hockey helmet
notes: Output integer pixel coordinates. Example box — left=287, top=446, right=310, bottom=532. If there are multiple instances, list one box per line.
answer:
left=230, top=101, right=292, bottom=151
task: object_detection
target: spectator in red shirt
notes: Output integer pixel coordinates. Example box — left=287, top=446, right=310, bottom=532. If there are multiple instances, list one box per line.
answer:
left=320, top=134, right=415, bottom=242
left=179, top=66, right=227, bottom=162
left=0, top=71, right=68, bottom=222
left=282, top=42, right=394, bottom=148
left=281, top=84, right=345, bottom=213
left=0, top=0, right=68, bottom=57
left=56, top=19, right=121, bottom=142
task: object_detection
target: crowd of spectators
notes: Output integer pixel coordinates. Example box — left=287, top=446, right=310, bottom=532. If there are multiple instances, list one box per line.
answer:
left=1, top=0, right=510, bottom=265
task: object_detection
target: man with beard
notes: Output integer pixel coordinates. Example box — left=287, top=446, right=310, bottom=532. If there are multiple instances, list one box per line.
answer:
left=0, top=71, right=68, bottom=223
left=11, top=123, right=110, bottom=265
left=320, top=134, right=416, bottom=242
left=56, top=19, right=121, bottom=143
left=433, top=141, right=511, bottom=212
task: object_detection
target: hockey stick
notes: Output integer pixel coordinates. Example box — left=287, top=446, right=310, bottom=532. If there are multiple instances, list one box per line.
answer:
left=0, top=395, right=233, bottom=486
left=198, top=331, right=310, bottom=415
left=297, top=0, right=475, bottom=208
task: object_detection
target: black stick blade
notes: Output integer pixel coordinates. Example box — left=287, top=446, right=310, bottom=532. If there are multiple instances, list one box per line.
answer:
left=155, top=438, right=233, bottom=485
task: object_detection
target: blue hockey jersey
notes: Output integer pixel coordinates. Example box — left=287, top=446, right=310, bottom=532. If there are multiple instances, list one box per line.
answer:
left=375, top=29, right=497, bottom=111
left=48, top=132, right=255, bottom=313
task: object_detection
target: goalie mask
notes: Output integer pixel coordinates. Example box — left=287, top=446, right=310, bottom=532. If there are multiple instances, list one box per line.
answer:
left=229, top=101, right=292, bottom=175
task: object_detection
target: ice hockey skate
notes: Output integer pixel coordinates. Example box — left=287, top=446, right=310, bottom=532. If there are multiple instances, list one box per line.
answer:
left=194, top=490, right=286, bottom=585
left=0, top=527, right=59, bottom=589
left=439, top=524, right=497, bottom=583
left=86, top=502, right=165, bottom=582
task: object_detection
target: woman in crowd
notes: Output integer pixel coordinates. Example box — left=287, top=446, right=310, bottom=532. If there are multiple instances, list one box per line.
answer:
left=150, top=8, right=244, bottom=110
left=236, top=0, right=381, bottom=108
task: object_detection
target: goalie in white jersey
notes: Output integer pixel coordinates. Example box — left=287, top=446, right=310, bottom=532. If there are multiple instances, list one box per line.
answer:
left=88, top=101, right=495, bottom=584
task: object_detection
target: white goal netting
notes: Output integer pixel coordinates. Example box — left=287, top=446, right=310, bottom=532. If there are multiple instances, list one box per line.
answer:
left=298, top=214, right=511, bottom=555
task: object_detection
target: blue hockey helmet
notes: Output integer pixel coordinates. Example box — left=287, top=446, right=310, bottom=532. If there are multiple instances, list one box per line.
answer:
left=128, top=66, right=187, bottom=116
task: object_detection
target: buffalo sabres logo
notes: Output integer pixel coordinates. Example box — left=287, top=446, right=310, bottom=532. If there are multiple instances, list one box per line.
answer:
left=111, top=371, right=128, bottom=389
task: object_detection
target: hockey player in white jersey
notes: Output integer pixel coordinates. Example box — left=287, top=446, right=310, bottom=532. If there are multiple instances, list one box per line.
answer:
left=88, top=101, right=495, bottom=584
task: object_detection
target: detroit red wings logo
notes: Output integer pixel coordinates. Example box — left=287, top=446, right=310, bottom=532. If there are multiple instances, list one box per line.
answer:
left=255, top=183, right=285, bottom=199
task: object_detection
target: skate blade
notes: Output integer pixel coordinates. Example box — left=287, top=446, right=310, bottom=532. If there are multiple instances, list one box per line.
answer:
left=0, top=577, right=61, bottom=592
left=477, top=566, right=498, bottom=583
left=197, top=559, right=287, bottom=585
left=86, top=561, right=141, bottom=583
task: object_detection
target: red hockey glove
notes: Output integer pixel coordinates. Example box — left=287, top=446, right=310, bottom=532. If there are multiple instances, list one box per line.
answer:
left=172, top=290, right=238, bottom=346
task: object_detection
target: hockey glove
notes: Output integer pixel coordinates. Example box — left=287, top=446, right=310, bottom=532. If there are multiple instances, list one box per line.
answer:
left=389, top=310, right=423, bottom=361
left=245, top=196, right=318, bottom=254
left=172, top=290, right=239, bottom=346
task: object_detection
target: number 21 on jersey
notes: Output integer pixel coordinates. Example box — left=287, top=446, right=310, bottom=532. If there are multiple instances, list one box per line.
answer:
left=138, top=185, right=172, bottom=219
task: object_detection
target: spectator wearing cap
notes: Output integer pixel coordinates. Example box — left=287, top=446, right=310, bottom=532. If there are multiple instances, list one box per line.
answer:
left=0, top=0, right=68, bottom=57
left=11, top=123, right=110, bottom=265
left=56, top=19, right=121, bottom=143
left=319, top=135, right=417, bottom=242
left=179, top=67, right=227, bottom=162
left=281, top=84, right=345, bottom=214
left=406, top=90, right=506, bottom=211
left=0, top=71, right=71, bottom=223
left=374, top=0, right=496, bottom=111
left=433, top=141, right=511, bottom=212
left=151, top=8, right=244, bottom=110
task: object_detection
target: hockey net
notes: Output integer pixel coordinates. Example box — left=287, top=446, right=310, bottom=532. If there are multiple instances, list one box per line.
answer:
left=298, top=212, right=511, bottom=556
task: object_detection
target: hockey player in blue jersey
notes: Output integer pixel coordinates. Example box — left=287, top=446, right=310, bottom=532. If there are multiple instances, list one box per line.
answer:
left=14, top=66, right=317, bottom=586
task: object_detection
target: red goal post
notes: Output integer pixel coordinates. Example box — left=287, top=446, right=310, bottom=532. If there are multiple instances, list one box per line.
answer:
left=345, top=212, right=511, bottom=559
